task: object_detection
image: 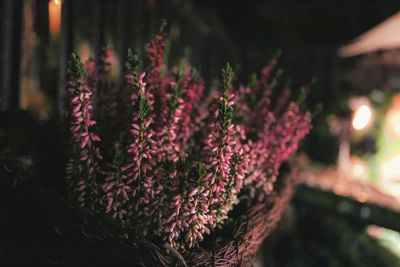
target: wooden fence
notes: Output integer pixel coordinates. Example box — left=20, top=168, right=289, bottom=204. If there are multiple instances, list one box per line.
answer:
left=0, top=0, right=236, bottom=115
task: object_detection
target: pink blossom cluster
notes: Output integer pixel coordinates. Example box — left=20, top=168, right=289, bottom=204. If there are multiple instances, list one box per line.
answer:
left=145, top=23, right=168, bottom=108
left=157, top=81, right=186, bottom=162
left=65, top=54, right=103, bottom=211
left=102, top=143, right=131, bottom=226
left=65, top=29, right=311, bottom=251
left=231, top=64, right=312, bottom=196
left=177, top=68, right=205, bottom=149
left=125, top=72, right=160, bottom=235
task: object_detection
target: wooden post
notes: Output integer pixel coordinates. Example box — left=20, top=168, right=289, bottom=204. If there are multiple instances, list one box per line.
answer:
left=57, top=0, right=74, bottom=115
left=1, top=0, right=23, bottom=111
left=117, top=0, right=129, bottom=85
left=93, top=0, right=106, bottom=58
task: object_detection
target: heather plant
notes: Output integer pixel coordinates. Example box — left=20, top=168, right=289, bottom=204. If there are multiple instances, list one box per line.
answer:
left=65, top=27, right=312, bottom=252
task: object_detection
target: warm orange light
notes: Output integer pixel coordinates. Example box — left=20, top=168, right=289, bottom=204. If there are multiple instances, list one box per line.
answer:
left=386, top=95, right=400, bottom=138
left=348, top=156, right=369, bottom=181
left=352, top=104, right=372, bottom=130
left=49, top=0, right=62, bottom=40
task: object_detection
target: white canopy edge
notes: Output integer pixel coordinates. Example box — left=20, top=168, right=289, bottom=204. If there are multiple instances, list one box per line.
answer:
left=339, top=11, right=400, bottom=58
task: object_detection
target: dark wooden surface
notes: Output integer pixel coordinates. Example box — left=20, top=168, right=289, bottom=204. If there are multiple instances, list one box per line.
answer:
left=1, top=0, right=23, bottom=111
left=294, top=184, right=400, bottom=232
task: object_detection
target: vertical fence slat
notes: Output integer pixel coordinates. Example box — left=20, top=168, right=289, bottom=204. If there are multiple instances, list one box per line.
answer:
left=93, top=0, right=106, bottom=58
left=57, top=0, right=74, bottom=114
left=1, top=0, right=23, bottom=111
left=117, top=0, right=129, bottom=84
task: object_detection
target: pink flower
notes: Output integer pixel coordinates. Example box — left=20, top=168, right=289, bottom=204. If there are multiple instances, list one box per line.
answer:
left=145, top=27, right=168, bottom=110
left=124, top=70, right=159, bottom=234
left=65, top=43, right=312, bottom=251
left=65, top=55, right=103, bottom=211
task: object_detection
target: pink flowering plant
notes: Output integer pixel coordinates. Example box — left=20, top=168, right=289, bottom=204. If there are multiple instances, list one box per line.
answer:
left=65, top=28, right=312, bottom=252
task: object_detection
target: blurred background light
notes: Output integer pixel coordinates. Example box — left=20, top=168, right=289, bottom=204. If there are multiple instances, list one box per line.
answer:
left=352, top=104, right=373, bottom=130
left=49, top=0, right=62, bottom=40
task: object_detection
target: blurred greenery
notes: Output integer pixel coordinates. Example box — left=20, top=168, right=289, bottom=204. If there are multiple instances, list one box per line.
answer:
left=262, top=203, right=400, bottom=267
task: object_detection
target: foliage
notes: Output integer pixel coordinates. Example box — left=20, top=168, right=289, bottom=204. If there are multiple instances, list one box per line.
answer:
left=65, top=27, right=312, bottom=251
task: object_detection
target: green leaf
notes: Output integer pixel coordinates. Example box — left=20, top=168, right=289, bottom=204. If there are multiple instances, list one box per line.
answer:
left=221, top=62, right=234, bottom=94
left=67, top=53, right=84, bottom=80
left=125, top=48, right=141, bottom=72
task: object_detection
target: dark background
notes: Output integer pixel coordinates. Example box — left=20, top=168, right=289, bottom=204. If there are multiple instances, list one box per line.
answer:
left=2, top=1, right=400, bottom=266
